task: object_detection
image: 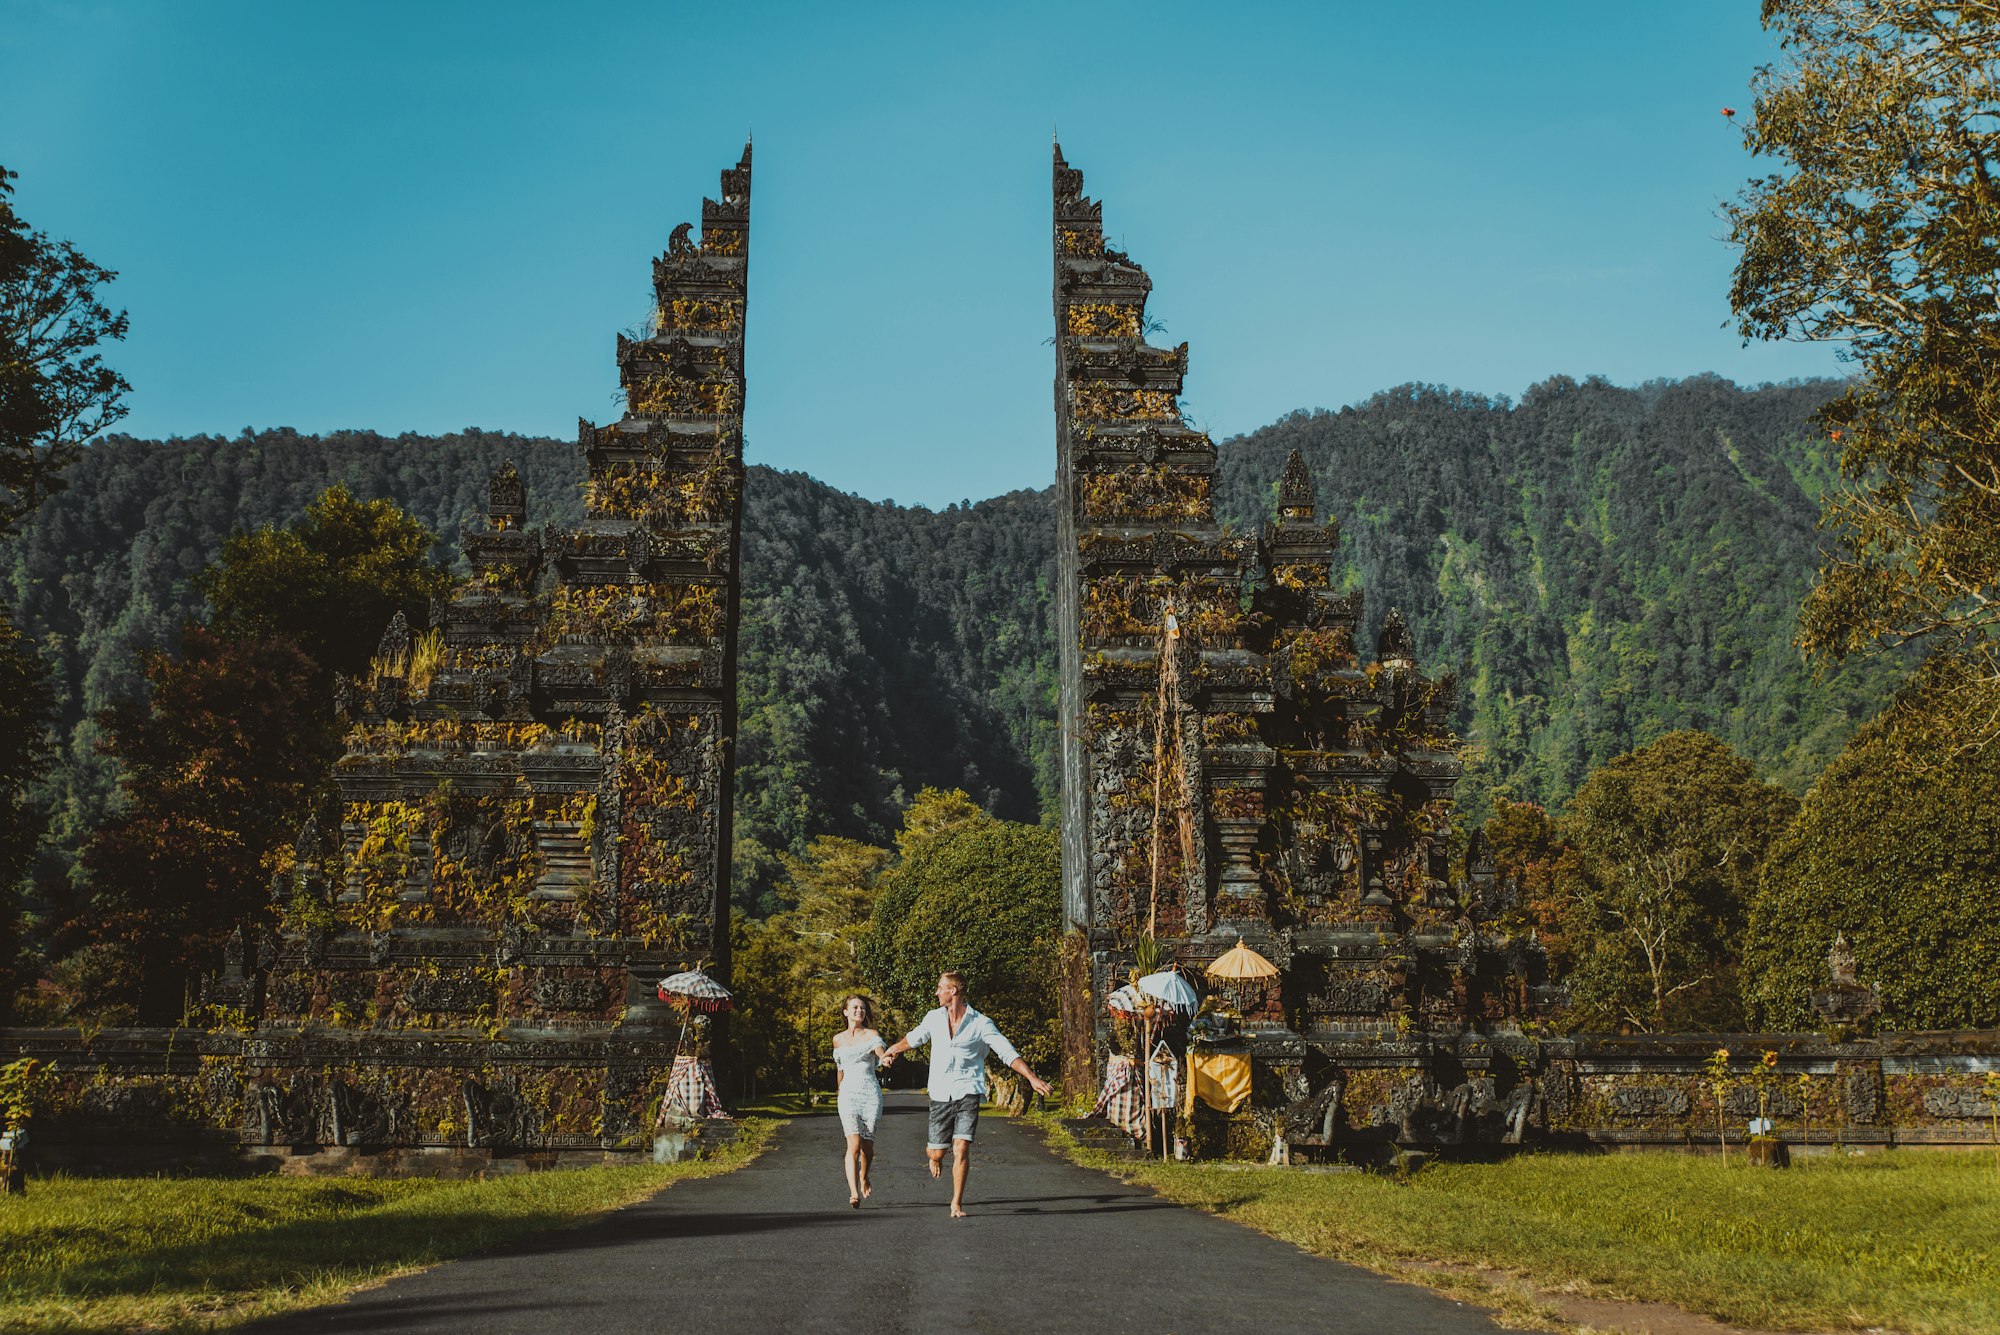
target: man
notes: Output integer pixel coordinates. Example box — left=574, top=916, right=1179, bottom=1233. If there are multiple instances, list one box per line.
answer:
left=881, top=970, right=1052, bottom=1218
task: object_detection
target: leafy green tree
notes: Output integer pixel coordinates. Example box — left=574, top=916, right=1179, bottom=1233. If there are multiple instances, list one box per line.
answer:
left=1552, top=732, right=1798, bottom=1031
left=862, top=788, right=1060, bottom=1071
left=1727, top=2, right=2000, bottom=700
left=1745, top=654, right=2000, bottom=1030
left=730, top=835, right=786, bottom=917
left=1481, top=799, right=1586, bottom=967
left=0, top=164, right=129, bottom=533
left=728, top=910, right=810, bottom=1096
left=65, top=487, right=448, bottom=1019
left=728, top=836, right=890, bottom=1093
left=0, top=163, right=124, bottom=1018
left=0, top=609, right=53, bottom=1021
left=197, top=483, right=451, bottom=680
left=781, top=837, right=891, bottom=990
left=80, top=628, right=336, bottom=1021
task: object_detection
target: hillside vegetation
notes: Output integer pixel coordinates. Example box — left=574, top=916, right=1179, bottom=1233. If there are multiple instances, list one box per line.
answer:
left=1213, top=374, right=1898, bottom=814
left=0, top=375, right=1893, bottom=909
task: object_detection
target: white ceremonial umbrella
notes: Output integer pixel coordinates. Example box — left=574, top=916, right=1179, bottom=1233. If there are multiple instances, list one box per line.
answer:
left=1137, top=969, right=1199, bottom=1014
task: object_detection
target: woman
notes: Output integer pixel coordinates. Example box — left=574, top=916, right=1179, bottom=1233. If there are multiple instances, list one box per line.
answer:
left=832, top=994, right=887, bottom=1207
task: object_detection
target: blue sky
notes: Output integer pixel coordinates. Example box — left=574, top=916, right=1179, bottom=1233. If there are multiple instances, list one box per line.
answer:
left=2, top=1, right=1837, bottom=508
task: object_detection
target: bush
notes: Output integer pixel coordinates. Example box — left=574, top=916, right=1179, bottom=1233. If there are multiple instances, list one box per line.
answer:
left=863, top=789, right=1060, bottom=1072
left=1745, top=657, right=2000, bottom=1030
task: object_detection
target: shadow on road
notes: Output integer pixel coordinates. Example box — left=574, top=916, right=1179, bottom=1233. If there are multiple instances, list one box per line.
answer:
left=245, top=1297, right=576, bottom=1333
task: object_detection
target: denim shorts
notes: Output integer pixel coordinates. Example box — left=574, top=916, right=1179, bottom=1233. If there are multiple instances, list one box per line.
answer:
left=926, top=1092, right=981, bottom=1149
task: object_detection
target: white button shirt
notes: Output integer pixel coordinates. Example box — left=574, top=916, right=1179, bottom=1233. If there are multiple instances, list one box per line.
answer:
left=902, top=1005, right=1020, bottom=1100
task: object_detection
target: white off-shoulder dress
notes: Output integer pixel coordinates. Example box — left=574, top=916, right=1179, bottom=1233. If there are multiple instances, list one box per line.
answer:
left=833, top=1030, right=884, bottom=1140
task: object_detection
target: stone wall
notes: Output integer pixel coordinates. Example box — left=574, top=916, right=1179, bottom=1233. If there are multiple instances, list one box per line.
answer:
left=1, top=1027, right=732, bottom=1177
left=1188, top=1028, right=2000, bottom=1162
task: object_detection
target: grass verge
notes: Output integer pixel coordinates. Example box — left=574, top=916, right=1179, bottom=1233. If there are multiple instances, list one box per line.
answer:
left=1, top=1119, right=776, bottom=1333
left=729, top=1091, right=820, bottom=1118
left=1030, top=1114, right=2000, bottom=1335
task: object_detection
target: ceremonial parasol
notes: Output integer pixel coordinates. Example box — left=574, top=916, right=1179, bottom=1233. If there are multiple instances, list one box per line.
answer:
left=658, top=968, right=733, bottom=1061
left=1204, top=938, right=1278, bottom=1015
left=1137, top=969, right=1199, bottom=1015
left=1204, top=938, right=1278, bottom=981
left=657, top=969, right=733, bottom=1013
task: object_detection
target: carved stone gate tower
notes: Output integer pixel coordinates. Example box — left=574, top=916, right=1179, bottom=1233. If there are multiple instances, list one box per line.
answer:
left=1051, top=144, right=1557, bottom=1137
left=0, top=146, right=758, bottom=1170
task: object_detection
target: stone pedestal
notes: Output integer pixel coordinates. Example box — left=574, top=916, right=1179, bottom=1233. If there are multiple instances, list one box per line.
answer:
left=1746, top=1137, right=1791, bottom=1168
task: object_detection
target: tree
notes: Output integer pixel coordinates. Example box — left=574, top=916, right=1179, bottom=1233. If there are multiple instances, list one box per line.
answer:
left=780, top=836, right=891, bottom=992
left=80, top=628, right=335, bottom=1021
left=0, top=610, right=53, bottom=1021
left=862, top=788, right=1060, bottom=1071
left=68, top=487, right=448, bottom=1020
left=729, top=836, right=891, bottom=1093
left=1481, top=799, right=1587, bottom=973
left=0, top=163, right=123, bottom=1016
left=0, top=164, right=129, bottom=533
left=1553, top=732, right=1798, bottom=1031
left=197, top=483, right=451, bottom=680
left=1727, top=3, right=2000, bottom=704
left=1745, top=653, right=2000, bottom=1030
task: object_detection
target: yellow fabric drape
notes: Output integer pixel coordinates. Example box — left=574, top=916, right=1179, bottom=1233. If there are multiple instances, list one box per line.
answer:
left=1183, top=1050, right=1252, bottom=1115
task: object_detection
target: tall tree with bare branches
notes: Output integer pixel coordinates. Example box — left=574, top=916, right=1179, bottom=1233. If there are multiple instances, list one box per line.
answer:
left=1553, top=732, right=1798, bottom=1031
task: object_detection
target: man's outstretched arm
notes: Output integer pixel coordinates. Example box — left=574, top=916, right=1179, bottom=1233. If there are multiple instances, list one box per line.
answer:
left=983, top=1018, right=1052, bottom=1098
left=1007, top=1056, right=1053, bottom=1099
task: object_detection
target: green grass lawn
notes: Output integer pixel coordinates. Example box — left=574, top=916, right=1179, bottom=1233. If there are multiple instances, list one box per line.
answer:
left=1037, top=1118, right=2000, bottom=1334
left=0, top=1120, right=773, bottom=1333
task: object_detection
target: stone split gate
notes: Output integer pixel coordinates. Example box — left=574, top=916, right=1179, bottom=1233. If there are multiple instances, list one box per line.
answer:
left=3, top=142, right=1996, bottom=1173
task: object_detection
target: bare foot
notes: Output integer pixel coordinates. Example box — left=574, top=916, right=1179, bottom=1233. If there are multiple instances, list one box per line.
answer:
left=950, top=1205, right=969, bottom=1218
left=860, top=1180, right=873, bottom=1199
left=849, top=1195, right=860, bottom=1208
left=928, top=1158, right=942, bottom=1180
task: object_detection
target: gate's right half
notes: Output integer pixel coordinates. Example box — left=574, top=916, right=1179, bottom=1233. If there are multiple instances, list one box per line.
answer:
left=1050, top=144, right=1559, bottom=1149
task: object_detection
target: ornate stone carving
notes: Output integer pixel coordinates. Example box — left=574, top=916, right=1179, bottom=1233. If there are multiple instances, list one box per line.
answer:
left=404, top=974, right=493, bottom=1015
left=1810, top=931, right=1883, bottom=1033
left=531, top=974, right=606, bottom=1013
left=1052, top=147, right=1536, bottom=1116
left=1611, top=1086, right=1690, bottom=1118
left=1922, top=1087, right=1998, bottom=1119
left=462, top=1075, right=537, bottom=1149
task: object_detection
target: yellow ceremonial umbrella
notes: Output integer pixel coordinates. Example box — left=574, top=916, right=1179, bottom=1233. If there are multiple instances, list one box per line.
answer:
left=1205, top=937, right=1278, bottom=981
left=1204, top=937, right=1278, bottom=1016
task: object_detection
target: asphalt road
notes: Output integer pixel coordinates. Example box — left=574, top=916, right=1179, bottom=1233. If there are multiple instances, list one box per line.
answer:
left=254, top=1093, right=1519, bottom=1335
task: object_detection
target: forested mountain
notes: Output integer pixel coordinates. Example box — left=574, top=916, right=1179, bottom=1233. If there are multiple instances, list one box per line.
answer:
left=0, top=375, right=1895, bottom=913
left=0, top=428, right=1057, bottom=912
left=1211, top=374, right=1900, bottom=813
